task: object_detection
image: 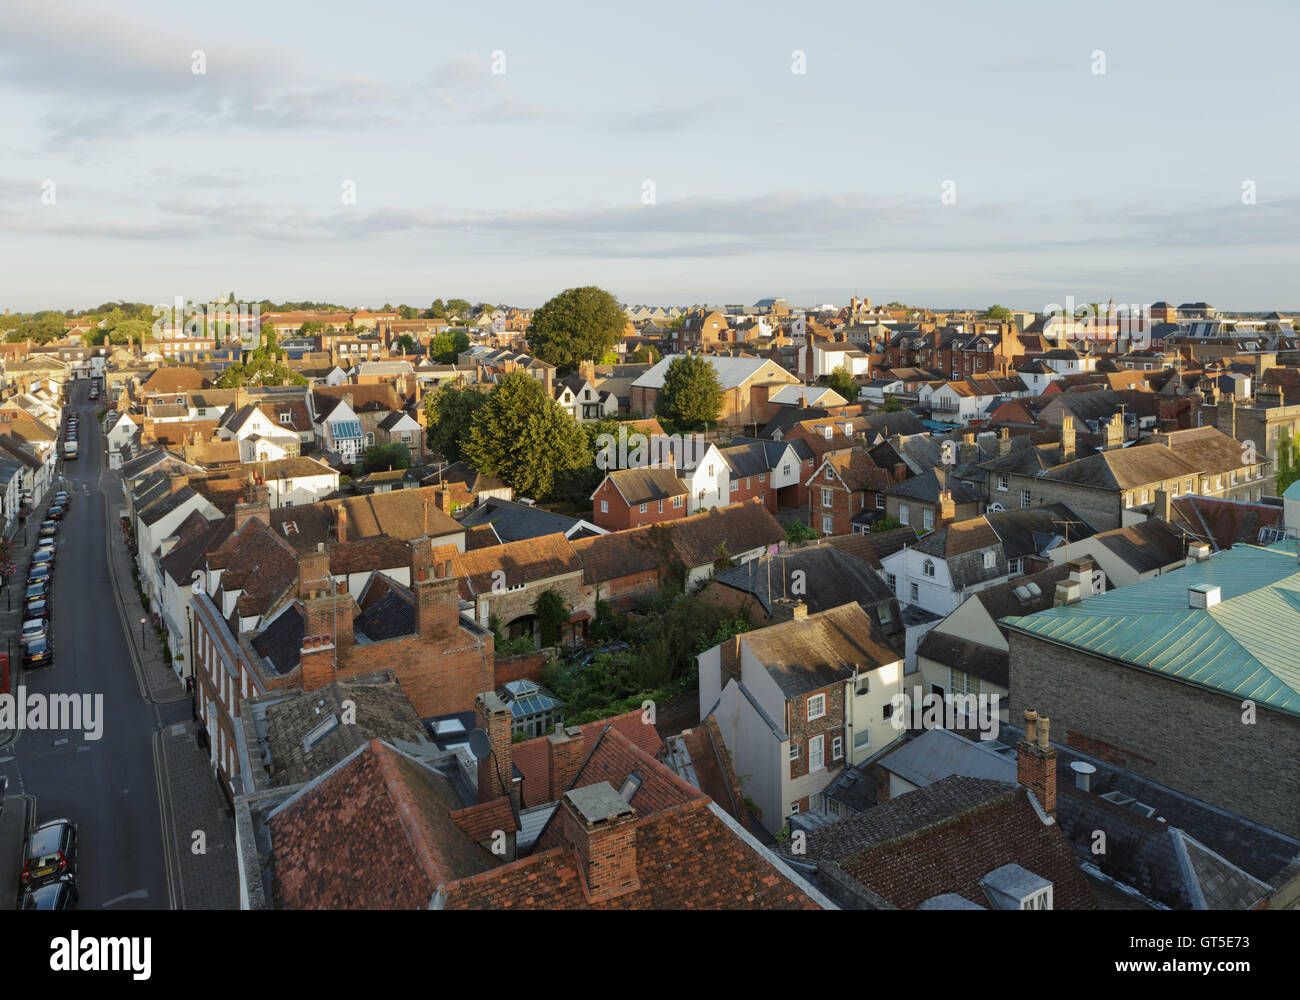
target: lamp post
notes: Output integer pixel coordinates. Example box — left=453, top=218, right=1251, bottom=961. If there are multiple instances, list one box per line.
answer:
left=140, top=616, right=147, bottom=650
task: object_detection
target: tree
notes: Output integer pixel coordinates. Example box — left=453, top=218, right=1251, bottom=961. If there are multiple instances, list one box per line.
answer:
left=361, top=443, right=411, bottom=472
left=882, top=397, right=904, bottom=412
left=785, top=521, right=819, bottom=543
left=398, top=304, right=419, bottom=320
left=984, top=305, right=1011, bottom=321
left=463, top=370, right=593, bottom=499
left=1277, top=431, right=1298, bottom=495
left=656, top=354, right=722, bottom=429
left=533, top=588, right=570, bottom=649
left=425, top=299, right=447, bottom=319
left=827, top=364, right=858, bottom=402
left=394, top=334, right=417, bottom=354
left=429, top=329, right=469, bottom=363
left=527, top=286, right=626, bottom=372
left=424, top=385, right=489, bottom=463
left=298, top=320, right=325, bottom=335
left=445, top=298, right=471, bottom=317
left=872, top=514, right=904, bottom=534
left=631, top=345, right=660, bottom=364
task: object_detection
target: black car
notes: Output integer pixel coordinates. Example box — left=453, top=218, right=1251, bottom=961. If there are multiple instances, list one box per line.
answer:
left=20, top=875, right=77, bottom=910
left=27, top=564, right=50, bottom=587
left=20, top=820, right=77, bottom=888
left=24, top=639, right=52, bottom=669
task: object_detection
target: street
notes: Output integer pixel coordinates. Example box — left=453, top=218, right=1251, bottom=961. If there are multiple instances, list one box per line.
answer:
left=0, top=378, right=182, bottom=909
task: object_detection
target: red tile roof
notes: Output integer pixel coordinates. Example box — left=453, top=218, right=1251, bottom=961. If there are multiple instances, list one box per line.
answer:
left=510, top=710, right=661, bottom=810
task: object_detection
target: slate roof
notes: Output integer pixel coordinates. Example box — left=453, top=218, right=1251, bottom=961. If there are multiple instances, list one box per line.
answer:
left=456, top=533, right=581, bottom=597
left=880, top=728, right=1017, bottom=787
left=605, top=467, right=687, bottom=506
left=1170, top=495, right=1282, bottom=552
left=354, top=587, right=416, bottom=642
left=1041, top=444, right=1199, bottom=491
left=1092, top=519, right=1189, bottom=571
left=741, top=603, right=900, bottom=698
left=460, top=498, right=580, bottom=542
left=916, top=631, right=1010, bottom=687
left=985, top=503, right=1097, bottom=560
left=252, top=604, right=306, bottom=676
left=814, top=526, right=919, bottom=569
left=885, top=467, right=980, bottom=505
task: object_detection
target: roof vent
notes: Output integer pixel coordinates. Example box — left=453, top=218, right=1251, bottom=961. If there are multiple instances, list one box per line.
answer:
left=1069, top=760, right=1096, bottom=792
left=1188, top=542, right=1211, bottom=562
left=1188, top=583, right=1221, bottom=610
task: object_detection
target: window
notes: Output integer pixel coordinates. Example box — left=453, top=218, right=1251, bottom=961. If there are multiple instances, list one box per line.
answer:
left=783, top=464, right=791, bottom=476
left=789, top=801, right=800, bottom=815
left=922, top=508, right=934, bottom=531
left=997, top=474, right=1009, bottom=492
left=856, top=674, right=870, bottom=696
left=949, top=668, right=982, bottom=698
left=923, top=558, right=935, bottom=577
left=658, top=500, right=663, bottom=513
left=600, top=500, right=608, bottom=514
left=708, top=464, right=715, bottom=477
left=673, top=495, right=683, bottom=508
left=1021, top=489, right=1031, bottom=508
left=886, top=572, right=897, bottom=593
left=983, top=550, right=995, bottom=569
left=789, top=743, right=799, bottom=761
left=1009, top=557, right=1024, bottom=575
left=910, top=582, right=919, bottom=602
left=809, top=735, right=825, bottom=772
left=854, top=728, right=870, bottom=750
left=831, top=736, right=843, bottom=761
left=875, top=493, right=885, bottom=509
left=759, top=474, right=766, bottom=483
left=899, top=504, right=910, bottom=525
left=821, top=514, right=833, bottom=534
left=279, top=412, right=292, bottom=425
left=882, top=701, right=894, bottom=721
left=639, top=503, right=647, bottom=513
left=821, top=488, right=833, bottom=508
left=807, top=694, right=826, bottom=721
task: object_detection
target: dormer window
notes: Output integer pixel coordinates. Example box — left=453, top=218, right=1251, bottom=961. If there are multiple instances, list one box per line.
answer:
left=923, top=558, right=935, bottom=577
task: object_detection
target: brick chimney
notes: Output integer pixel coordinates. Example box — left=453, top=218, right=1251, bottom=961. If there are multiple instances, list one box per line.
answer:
left=547, top=724, right=586, bottom=799
left=1060, top=415, right=1076, bottom=463
left=435, top=488, right=453, bottom=514
left=770, top=598, right=808, bottom=623
left=300, top=578, right=356, bottom=674
left=997, top=427, right=1012, bottom=457
left=1154, top=488, right=1171, bottom=522
left=297, top=542, right=331, bottom=599
left=893, top=462, right=908, bottom=484
left=1105, top=415, right=1124, bottom=449
left=335, top=505, right=348, bottom=543
left=1017, top=709, right=1057, bottom=817
left=1216, top=392, right=1235, bottom=438
left=560, top=783, right=641, bottom=902
left=300, top=633, right=337, bottom=691
left=959, top=432, right=977, bottom=465
left=475, top=691, right=514, bottom=805
left=342, top=391, right=354, bottom=413
left=936, top=489, right=956, bottom=527
left=233, top=484, right=271, bottom=531
left=410, top=538, right=459, bottom=638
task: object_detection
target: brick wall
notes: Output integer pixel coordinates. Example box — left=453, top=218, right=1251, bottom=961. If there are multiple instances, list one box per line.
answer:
left=494, top=649, right=551, bottom=687
left=1008, top=631, right=1300, bottom=839
left=787, top=681, right=847, bottom=780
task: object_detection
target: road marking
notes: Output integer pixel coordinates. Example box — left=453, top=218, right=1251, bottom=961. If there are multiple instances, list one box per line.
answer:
left=170, top=724, right=186, bottom=737
left=52, top=737, right=69, bottom=746
left=75, top=744, right=92, bottom=753
left=101, top=888, right=149, bottom=907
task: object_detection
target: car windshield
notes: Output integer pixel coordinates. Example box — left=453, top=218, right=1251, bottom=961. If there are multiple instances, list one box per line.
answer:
left=26, top=585, right=44, bottom=596
left=29, top=640, right=47, bottom=654
left=23, top=621, right=41, bottom=634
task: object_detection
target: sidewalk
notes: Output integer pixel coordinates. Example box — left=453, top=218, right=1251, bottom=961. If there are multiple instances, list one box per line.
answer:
left=99, top=462, right=239, bottom=909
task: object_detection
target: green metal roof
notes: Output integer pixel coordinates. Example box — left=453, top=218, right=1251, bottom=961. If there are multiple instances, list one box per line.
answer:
left=1001, top=542, right=1300, bottom=717
left=1284, top=480, right=1300, bottom=501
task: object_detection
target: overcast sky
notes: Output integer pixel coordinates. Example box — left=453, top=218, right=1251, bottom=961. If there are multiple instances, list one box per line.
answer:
left=1, top=0, right=1297, bottom=313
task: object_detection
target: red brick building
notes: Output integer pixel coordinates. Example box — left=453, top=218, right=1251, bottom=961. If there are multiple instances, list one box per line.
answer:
left=591, top=467, right=688, bottom=531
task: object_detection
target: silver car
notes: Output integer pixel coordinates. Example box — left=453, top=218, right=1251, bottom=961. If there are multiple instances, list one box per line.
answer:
left=21, top=619, right=46, bottom=646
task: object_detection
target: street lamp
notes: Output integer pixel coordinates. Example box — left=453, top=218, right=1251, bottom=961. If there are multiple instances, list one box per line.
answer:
left=140, top=615, right=147, bottom=649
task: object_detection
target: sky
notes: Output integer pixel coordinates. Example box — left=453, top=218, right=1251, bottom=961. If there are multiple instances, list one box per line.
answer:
left=1, top=0, right=1298, bottom=314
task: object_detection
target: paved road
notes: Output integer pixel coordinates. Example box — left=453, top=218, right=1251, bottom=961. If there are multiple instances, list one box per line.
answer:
left=0, top=379, right=182, bottom=909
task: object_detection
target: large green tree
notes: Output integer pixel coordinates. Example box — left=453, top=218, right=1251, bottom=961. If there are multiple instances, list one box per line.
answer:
left=656, top=354, right=722, bottom=429
left=429, top=329, right=470, bottom=364
left=984, top=304, right=1012, bottom=321
left=424, top=384, right=489, bottom=463
left=463, top=370, right=592, bottom=499
left=527, top=286, right=626, bottom=372
left=827, top=364, right=858, bottom=402
left=361, top=442, right=411, bottom=472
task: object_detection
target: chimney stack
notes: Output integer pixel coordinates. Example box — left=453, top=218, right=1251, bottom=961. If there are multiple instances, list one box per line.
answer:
left=998, top=427, right=1012, bottom=457
left=770, top=599, right=808, bottom=623
left=474, top=691, right=514, bottom=805
left=336, top=505, right=348, bottom=544
left=410, top=538, right=459, bottom=638
left=547, top=724, right=586, bottom=800
left=1154, top=488, right=1171, bottom=522
left=1060, top=415, right=1076, bottom=463
left=936, top=489, right=956, bottom=527
left=560, top=783, right=641, bottom=902
left=233, top=484, right=271, bottom=531
left=1017, top=708, right=1057, bottom=816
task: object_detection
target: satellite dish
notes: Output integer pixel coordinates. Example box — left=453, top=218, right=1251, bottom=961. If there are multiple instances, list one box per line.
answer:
left=468, top=728, right=490, bottom=760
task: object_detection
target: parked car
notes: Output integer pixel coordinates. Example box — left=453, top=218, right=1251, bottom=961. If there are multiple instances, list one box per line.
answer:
left=35, top=540, right=55, bottom=560
left=20, top=874, right=78, bottom=910
left=21, top=620, right=46, bottom=647
left=24, top=581, right=47, bottom=609
left=27, top=564, right=50, bottom=587
left=20, top=820, right=77, bottom=888
left=38, top=521, right=57, bottom=540
left=31, top=549, right=53, bottom=571
left=53, top=491, right=70, bottom=509
left=24, top=638, right=52, bottom=669
left=47, top=505, right=65, bottom=521
left=25, top=598, right=49, bottom=622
